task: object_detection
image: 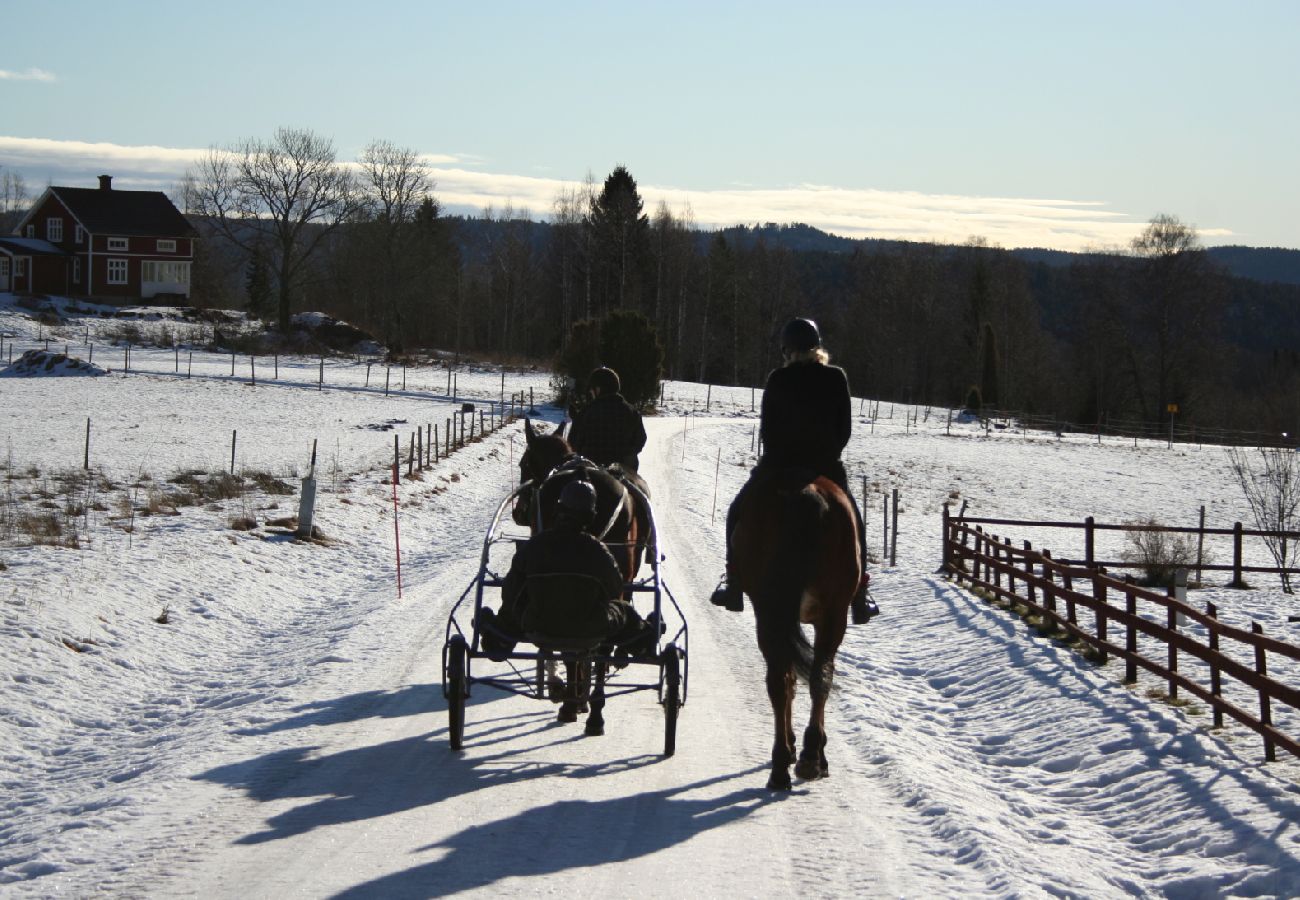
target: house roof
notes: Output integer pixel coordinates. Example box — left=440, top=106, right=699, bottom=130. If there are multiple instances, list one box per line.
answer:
left=49, top=186, right=197, bottom=238
left=0, top=237, right=69, bottom=257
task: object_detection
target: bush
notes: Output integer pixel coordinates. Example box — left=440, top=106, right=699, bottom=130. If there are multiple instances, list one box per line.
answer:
left=1121, top=519, right=1199, bottom=587
left=554, top=311, right=664, bottom=412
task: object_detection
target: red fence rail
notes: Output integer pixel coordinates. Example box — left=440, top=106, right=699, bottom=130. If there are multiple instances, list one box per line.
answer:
left=942, top=508, right=1300, bottom=762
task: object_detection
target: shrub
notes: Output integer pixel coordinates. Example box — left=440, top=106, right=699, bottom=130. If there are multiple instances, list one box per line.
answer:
left=1121, top=519, right=1198, bottom=587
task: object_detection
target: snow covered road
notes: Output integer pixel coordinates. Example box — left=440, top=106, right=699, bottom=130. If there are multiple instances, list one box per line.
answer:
left=5, top=405, right=1300, bottom=897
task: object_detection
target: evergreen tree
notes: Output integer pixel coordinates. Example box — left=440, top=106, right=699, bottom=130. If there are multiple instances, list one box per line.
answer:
left=584, top=166, right=650, bottom=315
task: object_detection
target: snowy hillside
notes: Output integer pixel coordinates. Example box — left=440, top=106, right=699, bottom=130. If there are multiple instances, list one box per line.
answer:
left=2, top=294, right=1299, bottom=897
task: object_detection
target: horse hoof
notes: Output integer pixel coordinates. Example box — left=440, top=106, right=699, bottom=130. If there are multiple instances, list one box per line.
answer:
left=794, top=758, right=824, bottom=781
left=584, top=720, right=605, bottom=737
left=767, top=770, right=793, bottom=791
left=557, top=703, right=578, bottom=723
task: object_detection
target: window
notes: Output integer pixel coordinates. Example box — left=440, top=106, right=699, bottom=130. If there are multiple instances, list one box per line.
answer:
left=108, top=237, right=128, bottom=251
left=157, top=239, right=176, bottom=253
left=75, top=225, right=85, bottom=244
left=16, top=258, right=27, bottom=277
left=142, top=261, right=191, bottom=284
left=25, top=225, right=34, bottom=238
left=47, top=218, right=64, bottom=242
left=107, top=258, right=128, bottom=285
left=73, top=258, right=81, bottom=284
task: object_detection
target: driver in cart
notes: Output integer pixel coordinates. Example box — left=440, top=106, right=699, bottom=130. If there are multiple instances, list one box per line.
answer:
left=479, top=480, right=658, bottom=660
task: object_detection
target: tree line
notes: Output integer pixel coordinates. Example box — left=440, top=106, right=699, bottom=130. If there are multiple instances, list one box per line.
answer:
left=177, top=128, right=1298, bottom=437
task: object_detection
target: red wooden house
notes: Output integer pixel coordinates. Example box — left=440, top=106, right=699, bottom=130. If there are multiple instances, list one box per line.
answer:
left=4, top=175, right=197, bottom=301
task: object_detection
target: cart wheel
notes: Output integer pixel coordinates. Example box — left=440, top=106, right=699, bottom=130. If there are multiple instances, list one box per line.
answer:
left=447, top=635, right=468, bottom=751
left=661, top=644, right=681, bottom=757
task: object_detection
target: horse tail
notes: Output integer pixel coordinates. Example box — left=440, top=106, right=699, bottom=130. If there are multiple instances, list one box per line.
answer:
left=756, top=484, right=827, bottom=683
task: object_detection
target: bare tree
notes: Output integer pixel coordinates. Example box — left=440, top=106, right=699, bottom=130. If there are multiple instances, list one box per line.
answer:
left=1227, top=446, right=1300, bottom=592
left=186, top=128, right=359, bottom=332
left=0, top=167, right=29, bottom=230
left=354, top=140, right=434, bottom=349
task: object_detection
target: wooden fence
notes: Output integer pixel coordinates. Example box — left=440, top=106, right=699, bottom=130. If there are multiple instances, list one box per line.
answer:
left=951, top=511, right=1300, bottom=588
left=942, top=507, right=1300, bottom=762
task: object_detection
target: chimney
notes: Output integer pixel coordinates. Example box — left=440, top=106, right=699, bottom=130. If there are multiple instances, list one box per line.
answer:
left=98, top=175, right=112, bottom=191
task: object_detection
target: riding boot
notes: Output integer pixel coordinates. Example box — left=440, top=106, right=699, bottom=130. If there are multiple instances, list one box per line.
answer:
left=850, top=573, right=879, bottom=625
left=709, top=565, right=744, bottom=612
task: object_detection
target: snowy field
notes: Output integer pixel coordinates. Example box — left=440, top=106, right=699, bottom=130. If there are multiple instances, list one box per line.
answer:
left=2, top=293, right=1299, bottom=897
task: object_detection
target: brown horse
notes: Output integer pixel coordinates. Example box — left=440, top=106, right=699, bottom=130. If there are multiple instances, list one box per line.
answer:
left=730, top=471, right=861, bottom=790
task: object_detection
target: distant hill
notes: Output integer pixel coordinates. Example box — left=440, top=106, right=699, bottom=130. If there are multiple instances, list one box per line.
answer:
left=1204, top=246, right=1300, bottom=286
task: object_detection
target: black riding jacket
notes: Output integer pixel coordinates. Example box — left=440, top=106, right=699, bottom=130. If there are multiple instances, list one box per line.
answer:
left=759, top=361, right=852, bottom=471
left=569, top=393, right=647, bottom=468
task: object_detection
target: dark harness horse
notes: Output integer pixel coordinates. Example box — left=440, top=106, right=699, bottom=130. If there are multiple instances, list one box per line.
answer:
left=514, top=419, right=647, bottom=582
left=513, top=419, right=649, bottom=729
left=730, top=471, right=860, bottom=790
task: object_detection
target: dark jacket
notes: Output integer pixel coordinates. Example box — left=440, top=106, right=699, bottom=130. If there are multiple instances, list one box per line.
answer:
left=502, top=523, right=625, bottom=618
left=569, top=393, right=647, bottom=469
left=759, top=361, right=851, bottom=470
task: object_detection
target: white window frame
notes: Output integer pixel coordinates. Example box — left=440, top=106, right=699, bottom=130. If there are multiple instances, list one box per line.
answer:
left=107, top=258, right=128, bottom=285
left=25, top=225, right=34, bottom=238
left=107, top=237, right=129, bottom=251
left=73, top=258, right=81, bottom=284
left=75, top=224, right=85, bottom=244
left=47, top=218, right=63, bottom=242
left=16, top=258, right=28, bottom=277
left=157, top=239, right=176, bottom=253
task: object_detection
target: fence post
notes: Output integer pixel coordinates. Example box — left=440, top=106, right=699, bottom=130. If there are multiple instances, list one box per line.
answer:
left=1042, top=549, right=1057, bottom=620
left=890, top=488, right=899, bottom=566
left=1085, top=516, right=1096, bottom=568
left=941, top=504, right=951, bottom=572
left=445, top=418, right=452, bottom=456
left=1207, top=602, right=1224, bottom=728
left=417, top=425, right=423, bottom=470
left=1023, top=540, right=1036, bottom=607
left=434, top=424, right=440, bottom=462
left=1063, top=566, right=1076, bottom=626
left=84, top=418, right=91, bottom=470
left=319, top=356, right=324, bottom=391
left=230, top=429, right=237, bottom=475
left=407, top=433, right=415, bottom=476
left=1252, top=622, right=1275, bottom=762
left=1230, top=522, right=1246, bottom=588
left=1093, top=571, right=1108, bottom=663
left=1196, top=505, right=1206, bottom=585
left=393, top=434, right=400, bottom=485
left=385, top=367, right=391, bottom=397
left=1125, top=589, right=1138, bottom=683
left=1165, top=586, right=1179, bottom=701
left=992, top=535, right=1003, bottom=592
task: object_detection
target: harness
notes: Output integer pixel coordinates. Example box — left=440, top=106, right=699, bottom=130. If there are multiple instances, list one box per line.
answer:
left=524, top=454, right=630, bottom=541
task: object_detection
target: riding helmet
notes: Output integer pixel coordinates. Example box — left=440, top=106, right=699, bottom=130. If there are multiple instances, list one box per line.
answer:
left=588, top=367, right=621, bottom=396
left=781, top=317, right=821, bottom=353
left=558, top=479, right=598, bottom=521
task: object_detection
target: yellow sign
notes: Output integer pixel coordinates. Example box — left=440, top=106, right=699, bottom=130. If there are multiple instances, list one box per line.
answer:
left=1167, top=404, right=1179, bottom=413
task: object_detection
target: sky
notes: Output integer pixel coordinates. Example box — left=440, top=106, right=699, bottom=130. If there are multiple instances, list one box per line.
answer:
left=2, top=0, right=1298, bottom=251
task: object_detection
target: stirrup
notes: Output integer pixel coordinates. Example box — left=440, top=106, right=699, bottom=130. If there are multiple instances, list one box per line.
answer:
left=851, top=588, right=880, bottom=625
left=709, top=578, right=744, bottom=612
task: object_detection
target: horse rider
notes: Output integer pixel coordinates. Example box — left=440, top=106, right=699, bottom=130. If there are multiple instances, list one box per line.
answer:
left=480, top=480, right=655, bottom=659
left=710, top=317, right=878, bottom=624
left=569, top=367, right=648, bottom=475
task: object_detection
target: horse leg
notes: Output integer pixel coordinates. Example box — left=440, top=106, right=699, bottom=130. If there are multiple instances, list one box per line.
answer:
left=796, top=628, right=842, bottom=781
left=557, top=659, right=586, bottom=723
left=764, top=662, right=796, bottom=790
left=584, top=661, right=607, bottom=736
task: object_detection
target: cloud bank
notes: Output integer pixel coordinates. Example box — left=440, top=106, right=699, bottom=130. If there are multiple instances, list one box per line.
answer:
left=0, top=135, right=1229, bottom=251
left=0, top=68, right=57, bottom=82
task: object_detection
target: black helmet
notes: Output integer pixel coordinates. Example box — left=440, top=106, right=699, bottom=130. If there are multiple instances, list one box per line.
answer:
left=589, top=367, right=620, bottom=395
left=558, top=479, right=597, bottom=523
left=781, top=317, right=821, bottom=353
